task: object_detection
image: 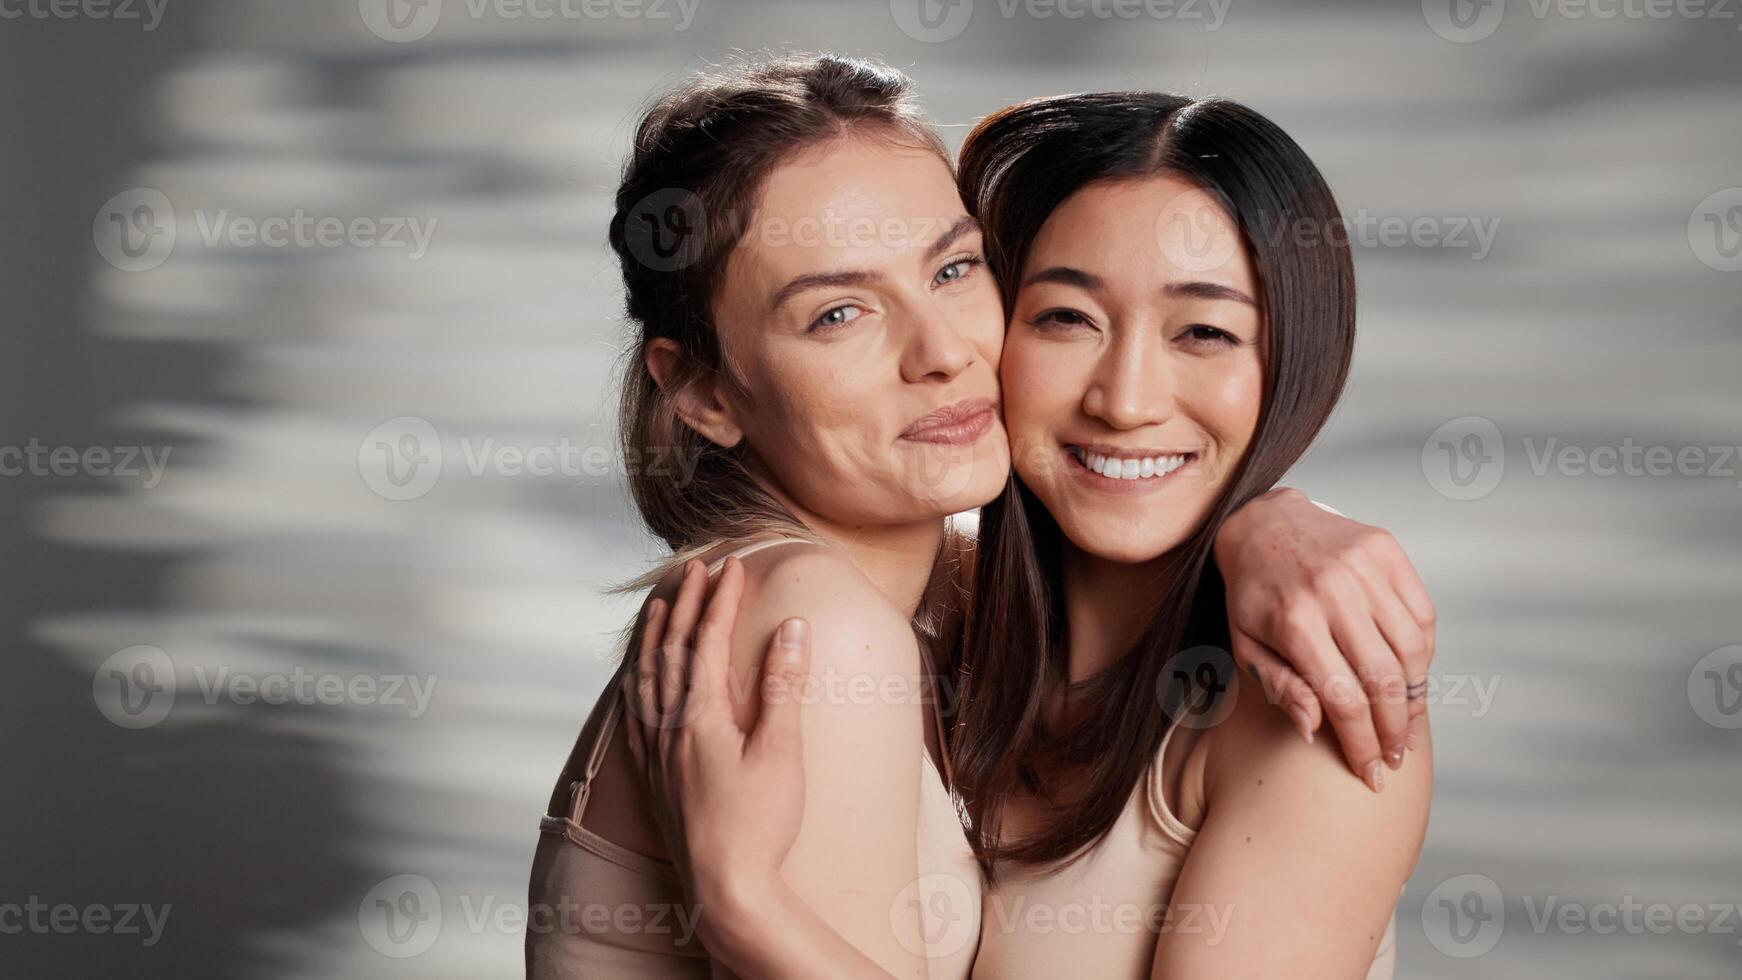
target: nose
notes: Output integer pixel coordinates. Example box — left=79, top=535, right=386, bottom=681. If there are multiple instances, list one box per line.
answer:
left=1083, top=327, right=1173, bottom=430
left=898, top=301, right=977, bottom=384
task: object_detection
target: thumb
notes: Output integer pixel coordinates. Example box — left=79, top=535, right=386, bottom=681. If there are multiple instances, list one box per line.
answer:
left=748, top=617, right=811, bottom=759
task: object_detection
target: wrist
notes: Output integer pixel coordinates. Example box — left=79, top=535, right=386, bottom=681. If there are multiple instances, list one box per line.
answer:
left=1217, top=486, right=1291, bottom=560
left=694, top=870, right=784, bottom=959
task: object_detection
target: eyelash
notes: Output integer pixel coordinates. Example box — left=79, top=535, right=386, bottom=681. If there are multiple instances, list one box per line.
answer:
left=933, top=255, right=984, bottom=287
left=1182, top=324, right=1238, bottom=345
left=1030, top=308, right=1090, bottom=331
left=806, top=255, right=985, bottom=333
left=1029, top=312, right=1241, bottom=347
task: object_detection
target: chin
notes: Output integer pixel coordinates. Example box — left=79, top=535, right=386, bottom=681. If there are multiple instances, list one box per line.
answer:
left=915, top=464, right=1010, bottom=515
left=1056, top=516, right=1194, bottom=565
left=901, top=443, right=1011, bottom=514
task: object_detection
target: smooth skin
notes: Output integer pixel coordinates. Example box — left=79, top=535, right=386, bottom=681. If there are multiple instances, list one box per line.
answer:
left=631, top=175, right=1432, bottom=977
left=1003, top=175, right=1430, bottom=972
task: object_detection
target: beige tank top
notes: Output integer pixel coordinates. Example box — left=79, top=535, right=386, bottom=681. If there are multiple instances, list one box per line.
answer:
left=970, top=722, right=1397, bottom=979
left=525, top=537, right=982, bottom=979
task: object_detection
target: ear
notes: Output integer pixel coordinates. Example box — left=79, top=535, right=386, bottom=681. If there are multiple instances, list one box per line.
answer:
left=644, top=338, right=745, bottom=449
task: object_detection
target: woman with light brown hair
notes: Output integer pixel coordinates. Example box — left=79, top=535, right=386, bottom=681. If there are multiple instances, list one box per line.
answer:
left=528, top=54, right=1433, bottom=979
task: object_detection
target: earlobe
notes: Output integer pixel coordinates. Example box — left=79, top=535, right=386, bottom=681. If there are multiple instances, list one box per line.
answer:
left=644, top=338, right=745, bottom=449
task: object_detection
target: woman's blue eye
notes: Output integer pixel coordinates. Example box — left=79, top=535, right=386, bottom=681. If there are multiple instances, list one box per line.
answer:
left=933, top=256, right=982, bottom=287
left=811, top=305, right=864, bottom=331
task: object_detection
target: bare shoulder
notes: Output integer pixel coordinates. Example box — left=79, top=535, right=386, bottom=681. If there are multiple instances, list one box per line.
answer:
left=736, top=543, right=922, bottom=678
left=645, top=540, right=922, bottom=725
left=1202, top=668, right=1433, bottom=848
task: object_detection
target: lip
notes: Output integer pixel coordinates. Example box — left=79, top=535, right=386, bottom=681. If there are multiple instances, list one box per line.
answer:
left=900, top=397, right=999, bottom=445
left=1061, top=443, right=1198, bottom=494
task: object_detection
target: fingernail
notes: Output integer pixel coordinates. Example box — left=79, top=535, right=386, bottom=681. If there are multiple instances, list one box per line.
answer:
left=778, top=618, right=808, bottom=654
left=1284, top=704, right=1314, bottom=745
left=1385, top=746, right=1405, bottom=770
left=1365, top=761, right=1385, bottom=794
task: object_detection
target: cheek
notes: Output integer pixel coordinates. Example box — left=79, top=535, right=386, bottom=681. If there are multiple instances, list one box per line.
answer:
left=1198, top=355, right=1264, bottom=453
left=962, top=290, right=1008, bottom=372
left=1000, top=336, right=1085, bottom=467
left=742, top=346, right=892, bottom=474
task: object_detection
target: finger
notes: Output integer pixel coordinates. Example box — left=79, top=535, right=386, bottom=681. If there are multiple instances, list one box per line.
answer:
left=1281, top=604, right=1386, bottom=791
left=1365, top=536, right=1435, bottom=675
left=1365, top=543, right=1435, bottom=668
left=688, top=556, right=746, bottom=730
left=1348, top=553, right=1432, bottom=739
left=749, top=617, right=811, bottom=762
left=1354, top=540, right=1437, bottom=747
left=626, top=597, right=669, bottom=769
left=1381, top=546, right=1436, bottom=634
left=1327, top=605, right=1411, bottom=777
left=1362, top=563, right=1434, bottom=746
left=1406, top=709, right=1428, bottom=753
left=1231, top=629, right=1321, bottom=742
left=656, top=559, right=710, bottom=729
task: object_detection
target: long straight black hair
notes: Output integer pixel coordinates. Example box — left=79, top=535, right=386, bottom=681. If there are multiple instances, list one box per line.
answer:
left=949, top=93, right=1358, bottom=876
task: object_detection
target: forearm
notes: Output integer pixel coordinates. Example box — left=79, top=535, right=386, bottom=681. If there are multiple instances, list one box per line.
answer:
left=699, top=876, right=905, bottom=980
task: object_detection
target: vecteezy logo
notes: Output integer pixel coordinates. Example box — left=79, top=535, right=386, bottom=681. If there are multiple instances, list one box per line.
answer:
left=92, top=645, right=176, bottom=729
left=1423, top=0, right=1504, bottom=42
left=1422, top=416, right=1505, bottom=501
left=93, top=188, right=176, bottom=272
left=1156, top=199, right=1240, bottom=274
left=359, top=416, right=443, bottom=501
left=359, top=0, right=443, bottom=42
left=890, top=873, right=978, bottom=958
left=890, top=0, right=973, bottom=43
left=621, top=188, right=708, bottom=273
left=1689, top=645, right=1742, bottom=729
left=359, top=874, right=442, bottom=958
left=1421, top=873, right=1504, bottom=957
left=1688, top=188, right=1742, bottom=273
left=1158, top=644, right=1240, bottom=730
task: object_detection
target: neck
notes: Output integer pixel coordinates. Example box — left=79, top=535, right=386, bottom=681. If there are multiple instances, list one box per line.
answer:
left=747, top=467, right=944, bottom=618
left=1059, top=543, right=1182, bottom=685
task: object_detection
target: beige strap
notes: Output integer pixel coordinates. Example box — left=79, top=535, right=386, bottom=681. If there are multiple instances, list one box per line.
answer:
left=565, top=536, right=815, bottom=825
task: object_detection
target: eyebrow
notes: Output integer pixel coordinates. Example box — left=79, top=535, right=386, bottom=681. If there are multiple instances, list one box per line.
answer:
left=767, top=214, right=983, bottom=312
left=922, top=214, right=981, bottom=266
left=1021, top=265, right=1257, bottom=307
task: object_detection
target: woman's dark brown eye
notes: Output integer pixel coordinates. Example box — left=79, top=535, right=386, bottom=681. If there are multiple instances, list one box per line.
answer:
left=1033, top=309, right=1090, bottom=330
left=1184, top=324, right=1235, bottom=344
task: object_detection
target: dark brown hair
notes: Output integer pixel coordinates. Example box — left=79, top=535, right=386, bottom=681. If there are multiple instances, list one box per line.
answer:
left=949, top=93, right=1358, bottom=875
left=609, top=53, right=948, bottom=556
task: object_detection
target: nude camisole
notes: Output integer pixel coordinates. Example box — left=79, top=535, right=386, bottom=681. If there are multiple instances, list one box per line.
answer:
left=969, top=721, right=1397, bottom=979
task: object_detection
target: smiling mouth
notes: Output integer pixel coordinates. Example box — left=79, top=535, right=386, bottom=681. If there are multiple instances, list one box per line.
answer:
left=1064, top=445, right=1197, bottom=482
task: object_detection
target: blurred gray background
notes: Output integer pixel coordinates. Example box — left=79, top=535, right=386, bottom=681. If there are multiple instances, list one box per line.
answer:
left=3, top=0, right=1739, bottom=976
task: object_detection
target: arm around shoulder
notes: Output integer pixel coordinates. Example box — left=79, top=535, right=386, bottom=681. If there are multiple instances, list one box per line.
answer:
left=1150, top=672, right=1432, bottom=979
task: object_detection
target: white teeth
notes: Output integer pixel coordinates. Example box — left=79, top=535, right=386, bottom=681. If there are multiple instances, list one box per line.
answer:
left=1070, top=446, right=1191, bottom=480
